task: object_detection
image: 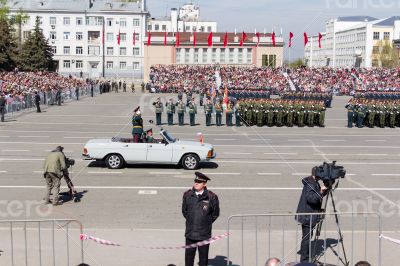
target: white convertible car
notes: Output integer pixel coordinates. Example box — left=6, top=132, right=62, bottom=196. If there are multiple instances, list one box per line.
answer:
left=82, top=129, right=216, bottom=170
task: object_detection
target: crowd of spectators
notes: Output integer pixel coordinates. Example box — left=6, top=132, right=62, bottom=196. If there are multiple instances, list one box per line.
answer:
left=148, top=65, right=400, bottom=95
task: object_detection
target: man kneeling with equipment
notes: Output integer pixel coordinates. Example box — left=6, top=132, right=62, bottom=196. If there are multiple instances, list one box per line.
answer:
left=43, top=146, right=67, bottom=206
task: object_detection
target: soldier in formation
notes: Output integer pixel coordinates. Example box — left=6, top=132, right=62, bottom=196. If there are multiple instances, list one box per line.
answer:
left=176, top=99, right=186, bottom=126
left=237, top=99, right=326, bottom=127
left=153, top=98, right=163, bottom=125
left=165, top=98, right=176, bottom=125
left=188, top=98, right=197, bottom=126
left=281, top=92, right=333, bottom=108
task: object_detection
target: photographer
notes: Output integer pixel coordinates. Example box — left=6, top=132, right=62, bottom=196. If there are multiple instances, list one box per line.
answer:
left=43, top=146, right=67, bottom=206
left=295, top=166, right=329, bottom=262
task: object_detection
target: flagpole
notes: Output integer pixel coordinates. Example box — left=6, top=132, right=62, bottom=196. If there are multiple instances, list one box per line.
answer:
left=289, top=47, right=291, bottom=69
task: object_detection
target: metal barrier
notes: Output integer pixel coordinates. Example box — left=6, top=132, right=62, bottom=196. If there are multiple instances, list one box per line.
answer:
left=226, top=212, right=381, bottom=266
left=0, top=219, right=84, bottom=266
left=3, top=85, right=100, bottom=118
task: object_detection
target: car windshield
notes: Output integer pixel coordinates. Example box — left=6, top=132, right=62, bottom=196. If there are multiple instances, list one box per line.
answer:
left=162, top=130, right=176, bottom=143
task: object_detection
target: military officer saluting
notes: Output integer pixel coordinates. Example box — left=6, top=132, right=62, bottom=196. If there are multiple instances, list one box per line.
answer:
left=188, top=98, right=197, bottom=126
left=214, top=100, right=223, bottom=126
left=176, top=99, right=186, bottom=126
left=165, top=98, right=175, bottom=125
left=132, top=107, right=143, bottom=143
left=226, top=101, right=234, bottom=127
left=345, top=101, right=354, bottom=128
left=204, top=98, right=214, bottom=127
left=153, top=97, right=163, bottom=125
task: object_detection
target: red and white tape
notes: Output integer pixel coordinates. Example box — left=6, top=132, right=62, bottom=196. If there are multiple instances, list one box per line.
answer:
left=380, top=234, right=400, bottom=245
left=80, top=234, right=120, bottom=246
left=79, top=232, right=229, bottom=249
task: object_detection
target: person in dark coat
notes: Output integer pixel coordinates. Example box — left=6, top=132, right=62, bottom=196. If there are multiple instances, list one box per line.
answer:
left=131, top=107, right=143, bottom=143
left=0, top=94, right=6, bottom=122
left=34, top=91, right=41, bottom=113
left=295, top=167, right=329, bottom=262
left=56, top=88, right=62, bottom=106
left=182, top=172, right=220, bottom=266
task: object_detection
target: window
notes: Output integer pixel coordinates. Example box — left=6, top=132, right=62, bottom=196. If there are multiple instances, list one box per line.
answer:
left=207, top=26, right=212, bottom=32
left=162, top=25, right=166, bottom=31
left=49, top=32, right=57, bottom=40
left=63, top=17, right=70, bottom=25
left=120, top=18, right=127, bottom=27
left=120, top=62, right=127, bottom=70
left=63, top=60, right=71, bottom=68
left=51, top=46, right=57, bottom=54
left=373, top=32, right=380, bottom=40
left=212, top=48, right=217, bottom=63
left=76, top=46, right=83, bottom=54
left=107, top=18, right=112, bottom=27
left=63, top=46, right=70, bottom=54
left=88, top=46, right=100, bottom=56
left=247, top=48, right=252, bottom=63
left=49, top=17, right=56, bottom=25
left=133, top=19, right=140, bottom=27
left=107, top=47, right=114, bottom=56
left=63, top=32, right=70, bottom=40
left=185, top=48, right=190, bottom=63
left=37, top=16, right=43, bottom=25
left=76, top=32, right=83, bottom=40
left=133, top=62, right=140, bottom=70
left=106, top=61, right=113, bottom=69
left=133, top=48, right=140, bottom=56
left=194, top=48, right=199, bottom=63
left=383, top=32, right=390, bottom=40
left=107, top=33, right=113, bottom=42
left=86, top=16, right=103, bottom=26
left=238, top=48, right=243, bottom=63
left=155, top=24, right=160, bottom=31
left=23, top=31, right=31, bottom=39
left=120, top=33, right=126, bottom=42
left=120, top=47, right=127, bottom=56
left=229, top=48, right=234, bottom=63
left=76, top=17, right=83, bottom=25
left=202, top=49, right=208, bottom=63
left=185, top=26, right=190, bottom=31
left=147, top=25, right=152, bottom=31
left=220, top=49, right=225, bottom=63
left=76, top=60, right=83, bottom=69
left=176, top=48, right=181, bottom=63
left=88, top=31, right=100, bottom=42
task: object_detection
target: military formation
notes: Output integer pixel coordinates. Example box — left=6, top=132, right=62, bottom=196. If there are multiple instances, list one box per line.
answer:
left=237, top=99, right=326, bottom=127
left=345, top=98, right=400, bottom=128
left=281, top=92, right=333, bottom=108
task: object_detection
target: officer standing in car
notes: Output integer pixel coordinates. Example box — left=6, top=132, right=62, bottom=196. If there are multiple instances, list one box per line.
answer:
left=182, top=172, right=220, bottom=266
left=132, top=107, right=143, bottom=143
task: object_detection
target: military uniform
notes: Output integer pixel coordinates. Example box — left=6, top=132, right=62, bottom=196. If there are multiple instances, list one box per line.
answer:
left=345, top=102, right=354, bottom=128
left=176, top=100, right=186, bottom=126
left=153, top=99, right=163, bottom=125
left=166, top=99, right=175, bottom=125
left=43, top=147, right=67, bottom=205
left=226, top=102, right=234, bottom=127
left=188, top=100, right=197, bottom=126
left=214, top=102, right=223, bottom=126
left=205, top=100, right=213, bottom=126
left=132, top=109, right=143, bottom=142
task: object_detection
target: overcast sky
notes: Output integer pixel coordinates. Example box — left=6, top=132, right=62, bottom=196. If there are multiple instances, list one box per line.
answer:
left=147, top=0, right=398, bottom=60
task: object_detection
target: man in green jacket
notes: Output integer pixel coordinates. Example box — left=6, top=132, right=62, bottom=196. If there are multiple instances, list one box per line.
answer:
left=132, top=107, right=144, bottom=142
left=43, top=146, right=67, bottom=206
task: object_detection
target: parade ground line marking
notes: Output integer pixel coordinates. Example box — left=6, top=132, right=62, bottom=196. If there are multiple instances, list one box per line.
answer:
left=355, top=154, right=388, bottom=156
left=64, top=136, right=94, bottom=139
left=138, top=190, right=158, bottom=195
left=88, top=171, right=123, bottom=174
left=313, top=153, right=340, bottom=156
left=18, top=136, right=50, bottom=138
left=0, top=136, right=10, bottom=138
left=257, top=173, right=282, bottom=176
left=149, top=172, right=182, bottom=175
left=371, top=174, right=400, bottom=176
left=223, top=152, right=252, bottom=155
left=292, top=173, right=309, bottom=176
left=203, top=172, right=241, bottom=175
left=2, top=149, right=30, bottom=152
left=322, top=139, right=346, bottom=142
left=264, top=152, right=297, bottom=155
left=365, top=140, right=387, bottom=142
left=0, top=171, right=7, bottom=173
left=214, top=139, right=236, bottom=141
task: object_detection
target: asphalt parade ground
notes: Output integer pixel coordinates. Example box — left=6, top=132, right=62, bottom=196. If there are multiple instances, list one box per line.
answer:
left=0, top=91, right=400, bottom=265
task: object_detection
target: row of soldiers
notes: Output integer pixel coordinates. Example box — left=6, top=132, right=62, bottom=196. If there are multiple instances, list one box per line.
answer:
left=281, top=92, right=333, bottom=108
left=238, top=99, right=326, bottom=127
left=345, top=99, right=400, bottom=128
left=353, top=92, right=400, bottom=100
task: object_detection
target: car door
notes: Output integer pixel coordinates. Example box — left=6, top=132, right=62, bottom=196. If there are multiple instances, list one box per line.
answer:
left=146, top=143, right=173, bottom=163
left=118, top=143, right=148, bottom=163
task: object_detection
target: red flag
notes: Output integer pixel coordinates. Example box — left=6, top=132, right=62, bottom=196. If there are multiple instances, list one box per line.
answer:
left=304, top=32, right=308, bottom=46
left=208, top=32, right=213, bottom=47
left=289, top=32, right=294, bottom=48
left=117, top=29, right=121, bottom=45
left=223, top=86, right=229, bottom=106
left=193, top=31, right=196, bottom=47
left=223, top=32, right=228, bottom=47
left=271, top=32, right=276, bottom=47
left=255, top=32, right=260, bottom=47
left=164, top=31, right=167, bottom=46
left=176, top=32, right=180, bottom=47
left=133, top=31, right=136, bottom=46
left=240, top=32, right=247, bottom=46
left=147, top=32, right=151, bottom=46
left=318, top=32, right=323, bottom=48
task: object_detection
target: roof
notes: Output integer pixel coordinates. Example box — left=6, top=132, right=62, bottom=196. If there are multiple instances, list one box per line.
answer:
left=337, top=16, right=378, bottom=22
left=8, top=0, right=144, bottom=12
left=374, top=16, right=400, bottom=26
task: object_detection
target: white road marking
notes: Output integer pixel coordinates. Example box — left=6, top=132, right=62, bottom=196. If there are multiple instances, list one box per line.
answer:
left=149, top=172, right=182, bottom=175
left=0, top=158, right=44, bottom=161
left=203, top=172, right=241, bottom=175
left=287, top=139, right=309, bottom=141
left=0, top=171, right=7, bottom=173
left=88, top=171, right=123, bottom=174
left=0, top=185, right=400, bottom=191
left=371, top=174, right=400, bottom=176
left=214, top=145, right=400, bottom=149
left=356, top=154, right=388, bottom=156
left=214, top=139, right=236, bottom=141
left=2, top=149, right=30, bottom=152
left=138, top=190, right=158, bottom=195
left=223, top=152, right=252, bottom=155
left=292, top=173, right=309, bottom=176
left=257, top=173, right=282, bottom=176
left=0, top=136, right=10, bottom=138
left=322, top=140, right=346, bottom=142
left=18, top=136, right=50, bottom=138
left=0, top=142, right=84, bottom=145
left=215, top=160, right=400, bottom=165
left=313, top=153, right=340, bottom=156
left=264, top=152, right=297, bottom=155
left=365, top=140, right=387, bottom=142
left=64, top=136, right=94, bottom=139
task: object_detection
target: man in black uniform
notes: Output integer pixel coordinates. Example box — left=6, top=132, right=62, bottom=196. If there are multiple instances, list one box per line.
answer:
left=295, top=167, right=329, bottom=262
left=34, top=91, right=41, bottom=113
left=0, top=94, right=6, bottom=122
left=182, top=172, right=220, bottom=266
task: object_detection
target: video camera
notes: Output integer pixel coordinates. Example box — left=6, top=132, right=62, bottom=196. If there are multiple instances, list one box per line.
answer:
left=65, top=158, right=75, bottom=168
left=314, top=161, right=346, bottom=187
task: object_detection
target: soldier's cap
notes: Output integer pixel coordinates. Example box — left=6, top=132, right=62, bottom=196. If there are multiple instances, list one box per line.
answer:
left=194, top=172, right=210, bottom=183
left=133, top=106, right=140, bottom=113
left=53, top=146, right=64, bottom=152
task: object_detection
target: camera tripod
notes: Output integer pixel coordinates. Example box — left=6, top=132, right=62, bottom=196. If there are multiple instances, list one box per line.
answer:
left=312, top=189, right=349, bottom=266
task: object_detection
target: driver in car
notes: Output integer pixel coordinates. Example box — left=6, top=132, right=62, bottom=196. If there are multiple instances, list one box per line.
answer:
left=144, top=129, right=154, bottom=143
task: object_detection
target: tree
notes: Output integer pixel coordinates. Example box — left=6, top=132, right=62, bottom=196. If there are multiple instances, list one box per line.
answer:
left=0, top=17, right=17, bottom=70
left=372, top=40, right=399, bottom=68
left=290, top=58, right=305, bottom=68
left=18, top=16, right=54, bottom=71
left=13, top=8, right=30, bottom=49
left=0, top=0, right=9, bottom=21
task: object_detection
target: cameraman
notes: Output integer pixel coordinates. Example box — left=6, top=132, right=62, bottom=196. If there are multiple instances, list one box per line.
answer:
left=295, top=166, right=329, bottom=262
left=43, top=146, right=67, bottom=206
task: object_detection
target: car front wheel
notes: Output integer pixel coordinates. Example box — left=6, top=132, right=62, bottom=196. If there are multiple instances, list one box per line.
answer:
left=105, top=154, right=124, bottom=169
left=182, top=154, right=200, bottom=170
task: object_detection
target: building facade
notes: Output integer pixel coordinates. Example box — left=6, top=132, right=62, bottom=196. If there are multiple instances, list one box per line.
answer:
left=305, top=16, right=400, bottom=68
left=8, top=0, right=149, bottom=79
left=147, top=3, right=217, bottom=33
left=143, top=32, right=284, bottom=82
